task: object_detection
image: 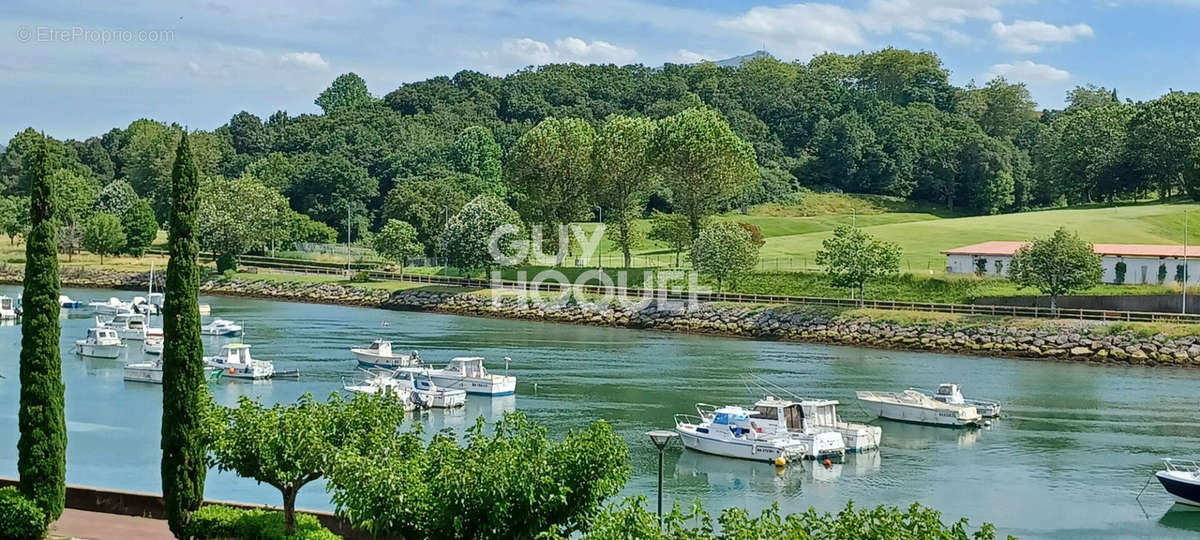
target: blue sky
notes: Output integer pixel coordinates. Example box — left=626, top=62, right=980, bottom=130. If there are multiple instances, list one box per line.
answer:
left=2, top=0, right=1198, bottom=141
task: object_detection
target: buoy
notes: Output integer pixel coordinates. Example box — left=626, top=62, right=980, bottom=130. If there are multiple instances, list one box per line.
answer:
left=822, top=458, right=832, bottom=469
left=774, top=457, right=787, bottom=467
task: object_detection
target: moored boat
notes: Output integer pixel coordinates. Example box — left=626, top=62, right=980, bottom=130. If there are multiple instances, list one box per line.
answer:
left=394, top=356, right=515, bottom=396
left=343, top=370, right=419, bottom=410
left=856, top=389, right=981, bottom=427
left=400, top=373, right=467, bottom=408
left=746, top=397, right=854, bottom=458
left=202, top=319, right=243, bottom=337
left=143, top=335, right=163, bottom=355
left=674, top=404, right=808, bottom=463
left=204, top=343, right=273, bottom=380
left=351, top=340, right=419, bottom=368
left=924, top=383, right=1001, bottom=418
left=58, top=295, right=84, bottom=309
left=75, top=327, right=125, bottom=359
left=124, top=358, right=221, bottom=384
left=0, top=295, right=18, bottom=320
left=88, top=297, right=132, bottom=315
left=1156, top=458, right=1200, bottom=506
left=101, top=312, right=149, bottom=340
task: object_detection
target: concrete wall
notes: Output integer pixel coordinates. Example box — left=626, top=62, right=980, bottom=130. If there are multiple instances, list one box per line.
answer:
left=946, top=254, right=1012, bottom=276
left=949, top=253, right=1200, bottom=285
left=975, top=294, right=1200, bottom=314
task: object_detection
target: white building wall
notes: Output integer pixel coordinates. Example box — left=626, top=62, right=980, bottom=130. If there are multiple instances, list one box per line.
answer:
left=946, top=254, right=1013, bottom=276
left=948, top=253, right=1200, bottom=284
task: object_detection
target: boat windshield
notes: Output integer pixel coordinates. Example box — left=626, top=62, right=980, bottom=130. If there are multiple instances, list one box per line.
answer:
left=937, top=385, right=955, bottom=395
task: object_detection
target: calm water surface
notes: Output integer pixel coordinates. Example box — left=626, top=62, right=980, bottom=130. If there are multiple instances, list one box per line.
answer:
left=2, top=285, right=1199, bottom=539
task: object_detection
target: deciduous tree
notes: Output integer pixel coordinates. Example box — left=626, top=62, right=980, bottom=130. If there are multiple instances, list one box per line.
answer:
left=373, top=219, right=424, bottom=271
left=82, top=212, right=125, bottom=263
left=691, top=221, right=759, bottom=292
left=121, top=198, right=159, bottom=256
left=592, top=115, right=657, bottom=267
left=815, top=225, right=902, bottom=303
left=1010, top=227, right=1103, bottom=310
left=441, top=195, right=524, bottom=276
left=507, top=117, right=596, bottom=265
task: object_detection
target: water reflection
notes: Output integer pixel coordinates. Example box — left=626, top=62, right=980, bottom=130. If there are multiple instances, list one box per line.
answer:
left=877, top=421, right=981, bottom=449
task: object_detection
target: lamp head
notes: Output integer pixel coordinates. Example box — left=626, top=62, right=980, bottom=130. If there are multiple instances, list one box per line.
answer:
left=646, top=430, right=678, bottom=450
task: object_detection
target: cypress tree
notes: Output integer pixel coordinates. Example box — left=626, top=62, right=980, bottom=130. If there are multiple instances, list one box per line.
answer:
left=161, top=132, right=206, bottom=536
left=18, top=136, right=66, bottom=522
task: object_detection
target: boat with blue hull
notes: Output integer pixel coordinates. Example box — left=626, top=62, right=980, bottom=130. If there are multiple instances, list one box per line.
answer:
left=1157, top=458, right=1200, bottom=506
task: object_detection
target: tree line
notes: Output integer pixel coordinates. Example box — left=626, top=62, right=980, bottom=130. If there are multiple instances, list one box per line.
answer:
left=5, top=48, right=1200, bottom=265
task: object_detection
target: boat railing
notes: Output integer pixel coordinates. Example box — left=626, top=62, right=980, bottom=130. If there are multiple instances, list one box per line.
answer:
left=695, top=403, right=718, bottom=418
left=674, top=414, right=701, bottom=428
left=1163, top=458, right=1200, bottom=473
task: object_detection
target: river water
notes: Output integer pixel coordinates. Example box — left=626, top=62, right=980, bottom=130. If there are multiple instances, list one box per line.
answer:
left=1, top=285, right=1199, bottom=538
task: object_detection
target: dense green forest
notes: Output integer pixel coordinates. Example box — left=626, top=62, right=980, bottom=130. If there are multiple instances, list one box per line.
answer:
left=3, top=47, right=1200, bottom=258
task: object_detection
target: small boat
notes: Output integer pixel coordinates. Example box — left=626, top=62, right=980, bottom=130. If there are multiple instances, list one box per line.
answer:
left=924, top=384, right=1001, bottom=418
left=749, top=397, right=870, bottom=456
left=395, top=357, right=516, bottom=396
left=399, top=373, right=466, bottom=408
left=143, top=335, right=163, bottom=355
left=856, top=389, right=981, bottom=427
left=343, top=371, right=419, bottom=410
left=100, top=312, right=149, bottom=340
left=88, top=297, right=132, bottom=315
left=0, top=296, right=16, bottom=320
left=75, top=327, right=125, bottom=359
left=201, top=319, right=243, bottom=337
left=58, top=295, right=84, bottom=309
left=675, top=405, right=809, bottom=463
left=198, top=304, right=211, bottom=316
left=124, top=358, right=221, bottom=384
left=1157, top=458, right=1200, bottom=506
left=351, top=340, right=419, bottom=368
left=204, top=343, right=273, bottom=380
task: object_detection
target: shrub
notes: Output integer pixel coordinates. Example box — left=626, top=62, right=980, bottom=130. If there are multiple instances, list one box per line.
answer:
left=349, top=270, right=371, bottom=283
left=222, top=269, right=237, bottom=281
left=0, top=487, right=48, bottom=540
left=217, top=251, right=238, bottom=273
left=1115, top=261, right=1127, bottom=284
left=183, top=505, right=340, bottom=540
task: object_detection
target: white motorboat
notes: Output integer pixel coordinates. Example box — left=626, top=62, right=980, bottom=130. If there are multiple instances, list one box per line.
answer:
left=746, top=397, right=857, bottom=458
left=1156, top=458, right=1200, bottom=506
left=351, top=340, right=420, bottom=369
left=58, top=295, right=84, bottom=309
left=923, top=384, right=1001, bottom=418
left=88, top=297, right=132, bottom=315
left=675, top=405, right=809, bottom=463
left=856, top=389, right=981, bottom=427
left=124, top=359, right=221, bottom=384
left=343, top=371, right=419, bottom=411
left=399, top=373, right=467, bottom=408
left=100, top=312, right=149, bottom=340
left=198, top=303, right=211, bottom=316
left=75, top=327, right=125, bottom=358
left=201, top=319, right=243, bottom=337
left=204, top=343, right=273, bottom=380
left=395, top=356, right=516, bottom=396
left=143, top=335, right=164, bottom=355
left=789, top=399, right=882, bottom=453
left=0, top=296, right=16, bottom=320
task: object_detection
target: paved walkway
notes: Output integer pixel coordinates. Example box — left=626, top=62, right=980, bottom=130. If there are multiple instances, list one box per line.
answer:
left=49, top=509, right=172, bottom=540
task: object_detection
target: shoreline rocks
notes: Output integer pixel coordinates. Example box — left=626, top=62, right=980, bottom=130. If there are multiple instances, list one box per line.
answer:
left=4, top=267, right=1198, bottom=368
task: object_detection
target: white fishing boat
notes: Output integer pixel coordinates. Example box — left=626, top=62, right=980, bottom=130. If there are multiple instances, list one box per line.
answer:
left=922, top=384, right=1001, bottom=418
left=75, top=327, right=125, bottom=358
left=0, top=296, right=16, bottom=320
left=747, top=397, right=867, bottom=457
left=856, top=389, right=981, bottom=427
left=395, top=356, right=516, bottom=396
left=88, top=297, right=132, bottom=315
left=124, top=358, right=221, bottom=384
left=201, top=319, right=243, bottom=337
left=745, top=375, right=881, bottom=452
left=1156, top=458, right=1200, bottom=506
left=399, top=373, right=466, bottom=408
left=351, top=340, right=419, bottom=368
left=101, top=312, right=149, bottom=340
left=204, top=343, right=273, bottom=380
left=343, top=371, right=419, bottom=410
left=674, top=405, right=808, bottom=463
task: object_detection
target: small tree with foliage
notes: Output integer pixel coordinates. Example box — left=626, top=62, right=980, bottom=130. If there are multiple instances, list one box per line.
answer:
left=1158, top=263, right=1168, bottom=285
left=974, top=257, right=988, bottom=276
left=0, top=196, right=23, bottom=244
left=1114, top=260, right=1127, bottom=284
left=648, top=212, right=692, bottom=267
left=440, top=195, right=524, bottom=277
left=209, top=392, right=406, bottom=535
left=315, top=72, right=374, bottom=114
left=328, top=412, right=629, bottom=540
left=373, top=219, right=424, bottom=272
left=592, top=115, right=658, bottom=267
left=93, top=179, right=139, bottom=216
left=121, top=198, right=158, bottom=256
left=691, top=222, right=759, bottom=292
left=82, top=212, right=125, bottom=263
left=815, top=225, right=902, bottom=304
left=1010, top=228, right=1102, bottom=310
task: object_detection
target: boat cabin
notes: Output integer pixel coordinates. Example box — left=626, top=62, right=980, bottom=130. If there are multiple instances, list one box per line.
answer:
left=752, top=398, right=806, bottom=432
left=444, top=357, right=491, bottom=377
left=0, top=296, right=15, bottom=317
left=216, top=344, right=254, bottom=364
left=112, top=312, right=147, bottom=329
left=931, top=384, right=965, bottom=406
left=87, top=328, right=121, bottom=343
left=708, top=406, right=764, bottom=438
left=367, top=340, right=394, bottom=356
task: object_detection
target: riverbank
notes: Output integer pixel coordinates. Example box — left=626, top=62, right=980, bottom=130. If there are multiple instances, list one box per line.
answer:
left=4, top=266, right=1200, bottom=367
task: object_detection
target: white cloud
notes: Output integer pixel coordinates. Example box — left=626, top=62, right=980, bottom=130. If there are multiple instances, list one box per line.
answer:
left=501, top=36, right=637, bottom=65
left=985, top=60, right=1071, bottom=83
left=677, top=49, right=709, bottom=63
left=991, top=20, right=1094, bottom=53
left=279, top=51, right=329, bottom=70
left=719, top=1, right=1005, bottom=59
left=185, top=61, right=201, bottom=74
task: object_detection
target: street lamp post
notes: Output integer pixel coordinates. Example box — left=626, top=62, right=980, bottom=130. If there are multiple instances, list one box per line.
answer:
left=646, top=430, right=678, bottom=530
left=595, top=205, right=603, bottom=273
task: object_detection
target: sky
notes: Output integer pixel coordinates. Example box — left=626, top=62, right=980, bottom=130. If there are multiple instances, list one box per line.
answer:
left=2, top=0, right=1199, bottom=141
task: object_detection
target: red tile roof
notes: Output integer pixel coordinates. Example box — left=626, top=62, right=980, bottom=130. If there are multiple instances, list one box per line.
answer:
left=943, top=242, right=1200, bottom=258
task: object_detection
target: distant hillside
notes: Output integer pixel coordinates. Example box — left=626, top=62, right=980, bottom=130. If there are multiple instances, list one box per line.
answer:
left=714, top=50, right=773, bottom=67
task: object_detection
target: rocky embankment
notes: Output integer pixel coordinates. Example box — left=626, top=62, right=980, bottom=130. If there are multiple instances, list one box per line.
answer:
left=4, top=266, right=1199, bottom=367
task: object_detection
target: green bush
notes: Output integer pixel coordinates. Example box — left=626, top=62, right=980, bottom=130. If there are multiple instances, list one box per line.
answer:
left=217, top=252, right=238, bottom=273
left=184, top=505, right=340, bottom=540
left=349, top=270, right=371, bottom=283
left=221, top=269, right=237, bottom=281
left=0, top=487, right=48, bottom=540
